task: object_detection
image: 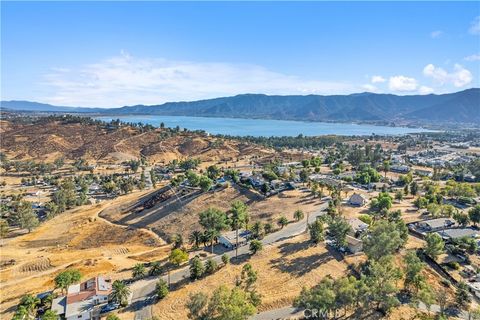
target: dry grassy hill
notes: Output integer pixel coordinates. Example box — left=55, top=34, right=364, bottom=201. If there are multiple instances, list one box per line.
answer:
left=0, top=119, right=272, bottom=163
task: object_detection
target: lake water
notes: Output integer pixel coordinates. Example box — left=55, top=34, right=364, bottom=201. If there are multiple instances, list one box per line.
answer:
left=94, top=115, right=433, bottom=137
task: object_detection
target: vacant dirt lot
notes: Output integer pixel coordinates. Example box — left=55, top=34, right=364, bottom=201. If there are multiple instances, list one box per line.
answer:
left=102, top=185, right=325, bottom=241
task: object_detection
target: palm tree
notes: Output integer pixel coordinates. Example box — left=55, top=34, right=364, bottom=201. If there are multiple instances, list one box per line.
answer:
left=149, top=261, right=163, bottom=276
left=189, top=230, right=202, bottom=249
left=110, top=280, right=131, bottom=307
left=132, top=263, right=147, bottom=279
left=229, top=200, right=248, bottom=258
left=251, top=221, right=263, bottom=239
left=19, top=294, right=40, bottom=317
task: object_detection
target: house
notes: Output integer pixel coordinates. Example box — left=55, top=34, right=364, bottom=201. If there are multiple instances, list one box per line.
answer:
left=248, top=175, right=265, bottom=188
left=390, top=165, right=410, bottom=173
left=52, top=276, right=112, bottom=320
left=218, top=229, right=251, bottom=249
left=417, top=218, right=454, bottom=232
left=347, top=218, right=369, bottom=235
left=346, top=235, right=363, bottom=254
left=437, top=228, right=479, bottom=240
left=348, top=193, right=367, bottom=207
left=415, top=169, right=433, bottom=178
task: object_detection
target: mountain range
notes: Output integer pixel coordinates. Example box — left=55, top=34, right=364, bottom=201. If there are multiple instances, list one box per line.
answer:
left=2, top=88, right=479, bottom=124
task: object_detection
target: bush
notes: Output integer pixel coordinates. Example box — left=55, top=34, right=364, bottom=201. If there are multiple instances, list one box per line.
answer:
left=221, top=254, right=230, bottom=265
left=445, top=261, right=460, bottom=270
left=205, top=259, right=218, bottom=274
left=156, top=279, right=169, bottom=299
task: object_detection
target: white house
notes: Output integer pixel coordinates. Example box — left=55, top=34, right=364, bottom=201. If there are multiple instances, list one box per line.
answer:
left=219, top=229, right=251, bottom=249
left=51, top=276, right=112, bottom=320
left=346, top=235, right=363, bottom=254
left=348, top=193, right=367, bottom=207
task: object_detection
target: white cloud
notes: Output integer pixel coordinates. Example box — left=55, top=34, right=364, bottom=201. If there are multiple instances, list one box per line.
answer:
left=423, top=63, right=473, bottom=87
left=469, top=16, right=480, bottom=35
left=430, top=30, right=443, bottom=39
left=388, top=76, right=418, bottom=92
left=464, top=53, right=480, bottom=61
left=41, top=52, right=355, bottom=107
left=371, top=75, right=386, bottom=83
left=418, top=86, right=434, bottom=95
left=362, top=84, right=378, bottom=92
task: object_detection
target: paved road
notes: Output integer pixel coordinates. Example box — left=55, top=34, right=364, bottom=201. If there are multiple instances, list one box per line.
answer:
left=129, top=201, right=328, bottom=319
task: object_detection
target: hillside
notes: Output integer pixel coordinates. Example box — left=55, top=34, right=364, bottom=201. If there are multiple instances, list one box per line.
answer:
left=0, top=118, right=272, bottom=162
left=2, top=88, right=479, bottom=124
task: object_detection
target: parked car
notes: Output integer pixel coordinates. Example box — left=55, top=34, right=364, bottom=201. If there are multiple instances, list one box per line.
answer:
left=100, top=303, right=120, bottom=314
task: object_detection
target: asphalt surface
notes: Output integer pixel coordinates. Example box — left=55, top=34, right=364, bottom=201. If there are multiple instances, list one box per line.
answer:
left=128, top=200, right=329, bottom=319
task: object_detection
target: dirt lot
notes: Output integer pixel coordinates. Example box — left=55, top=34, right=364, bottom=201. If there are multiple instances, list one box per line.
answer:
left=102, top=185, right=325, bottom=241
left=0, top=191, right=170, bottom=318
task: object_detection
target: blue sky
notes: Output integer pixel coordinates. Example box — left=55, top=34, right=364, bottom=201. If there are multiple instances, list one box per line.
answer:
left=1, top=1, right=479, bottom=107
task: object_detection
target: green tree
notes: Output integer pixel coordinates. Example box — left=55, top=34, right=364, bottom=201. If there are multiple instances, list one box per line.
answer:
left=403, top=250, right=425, bottom=293
left=328, top=217, right=351, bottom=248
left=199, top=175, right=213, bottom=192
left=381, top=160, right=390, bottom=178
left=249, top=240, right=263, bottom=255
left=156, top=279, right=169, bottom=299
left=149, top=261, right=163, bottom=276
left=169, top=248, right=189, bottom=266
left=199, top=207, right=230, bottom=253
left=264, top=223, right=273, bottom=234
left=189, top=230, right=203, bottom=249
left=294, top=209, right=304, bottom=221
left=424, top=233, right=444, bottom=259
left=132, top=263, right=147, bottom=279
left=277, top=216, right=289, bottom=229
left=468, top=205, right=480, bottom=226
left=309, top=219, right=325, bottom=244
left=41, top=310, right=58, bottom=320
left=205, top=259, right=218, bottom=275
left=410, top=181, right=418, bottom=195
left=106, top=315, right=121, bottom=320
left=54, top=269, right=82, bottom=294
left=366, top=256, right=402, bottom=312
left=190, top=256, right=205, bottom=280
left=110, top=280, right=131, bottom=306
left=455, top=282, right=472, bottom=309
left=251, top=221, right=264, bottom=239
left=187, top=286, right=256, bottom=320
left=171, top=234, right=184, bottom=249
left=369, top=192, right=393, bottom=213
left=229, top=201, right=248, bottom=258
left=16, top=201, right=39, bottom=232
left=363, top=220, right=407, bottom=261
left=394, top=190, right=403, bottom=201
left=221, top=254, right=230, bottom=266
left=17, top=294, right=41, bottom=319
left=295, top=277, right=336, bottom=317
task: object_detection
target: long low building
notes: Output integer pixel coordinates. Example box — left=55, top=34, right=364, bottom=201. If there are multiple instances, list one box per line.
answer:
left=218, top=229, right=252, bottom=249
left=437, top=228, right=479, bottom=240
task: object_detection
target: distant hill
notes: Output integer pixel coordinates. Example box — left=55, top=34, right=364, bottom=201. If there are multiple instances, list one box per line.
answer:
left=2, top=88, right=479, bottom=124
left=0, top=100, right=103, bottom=113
